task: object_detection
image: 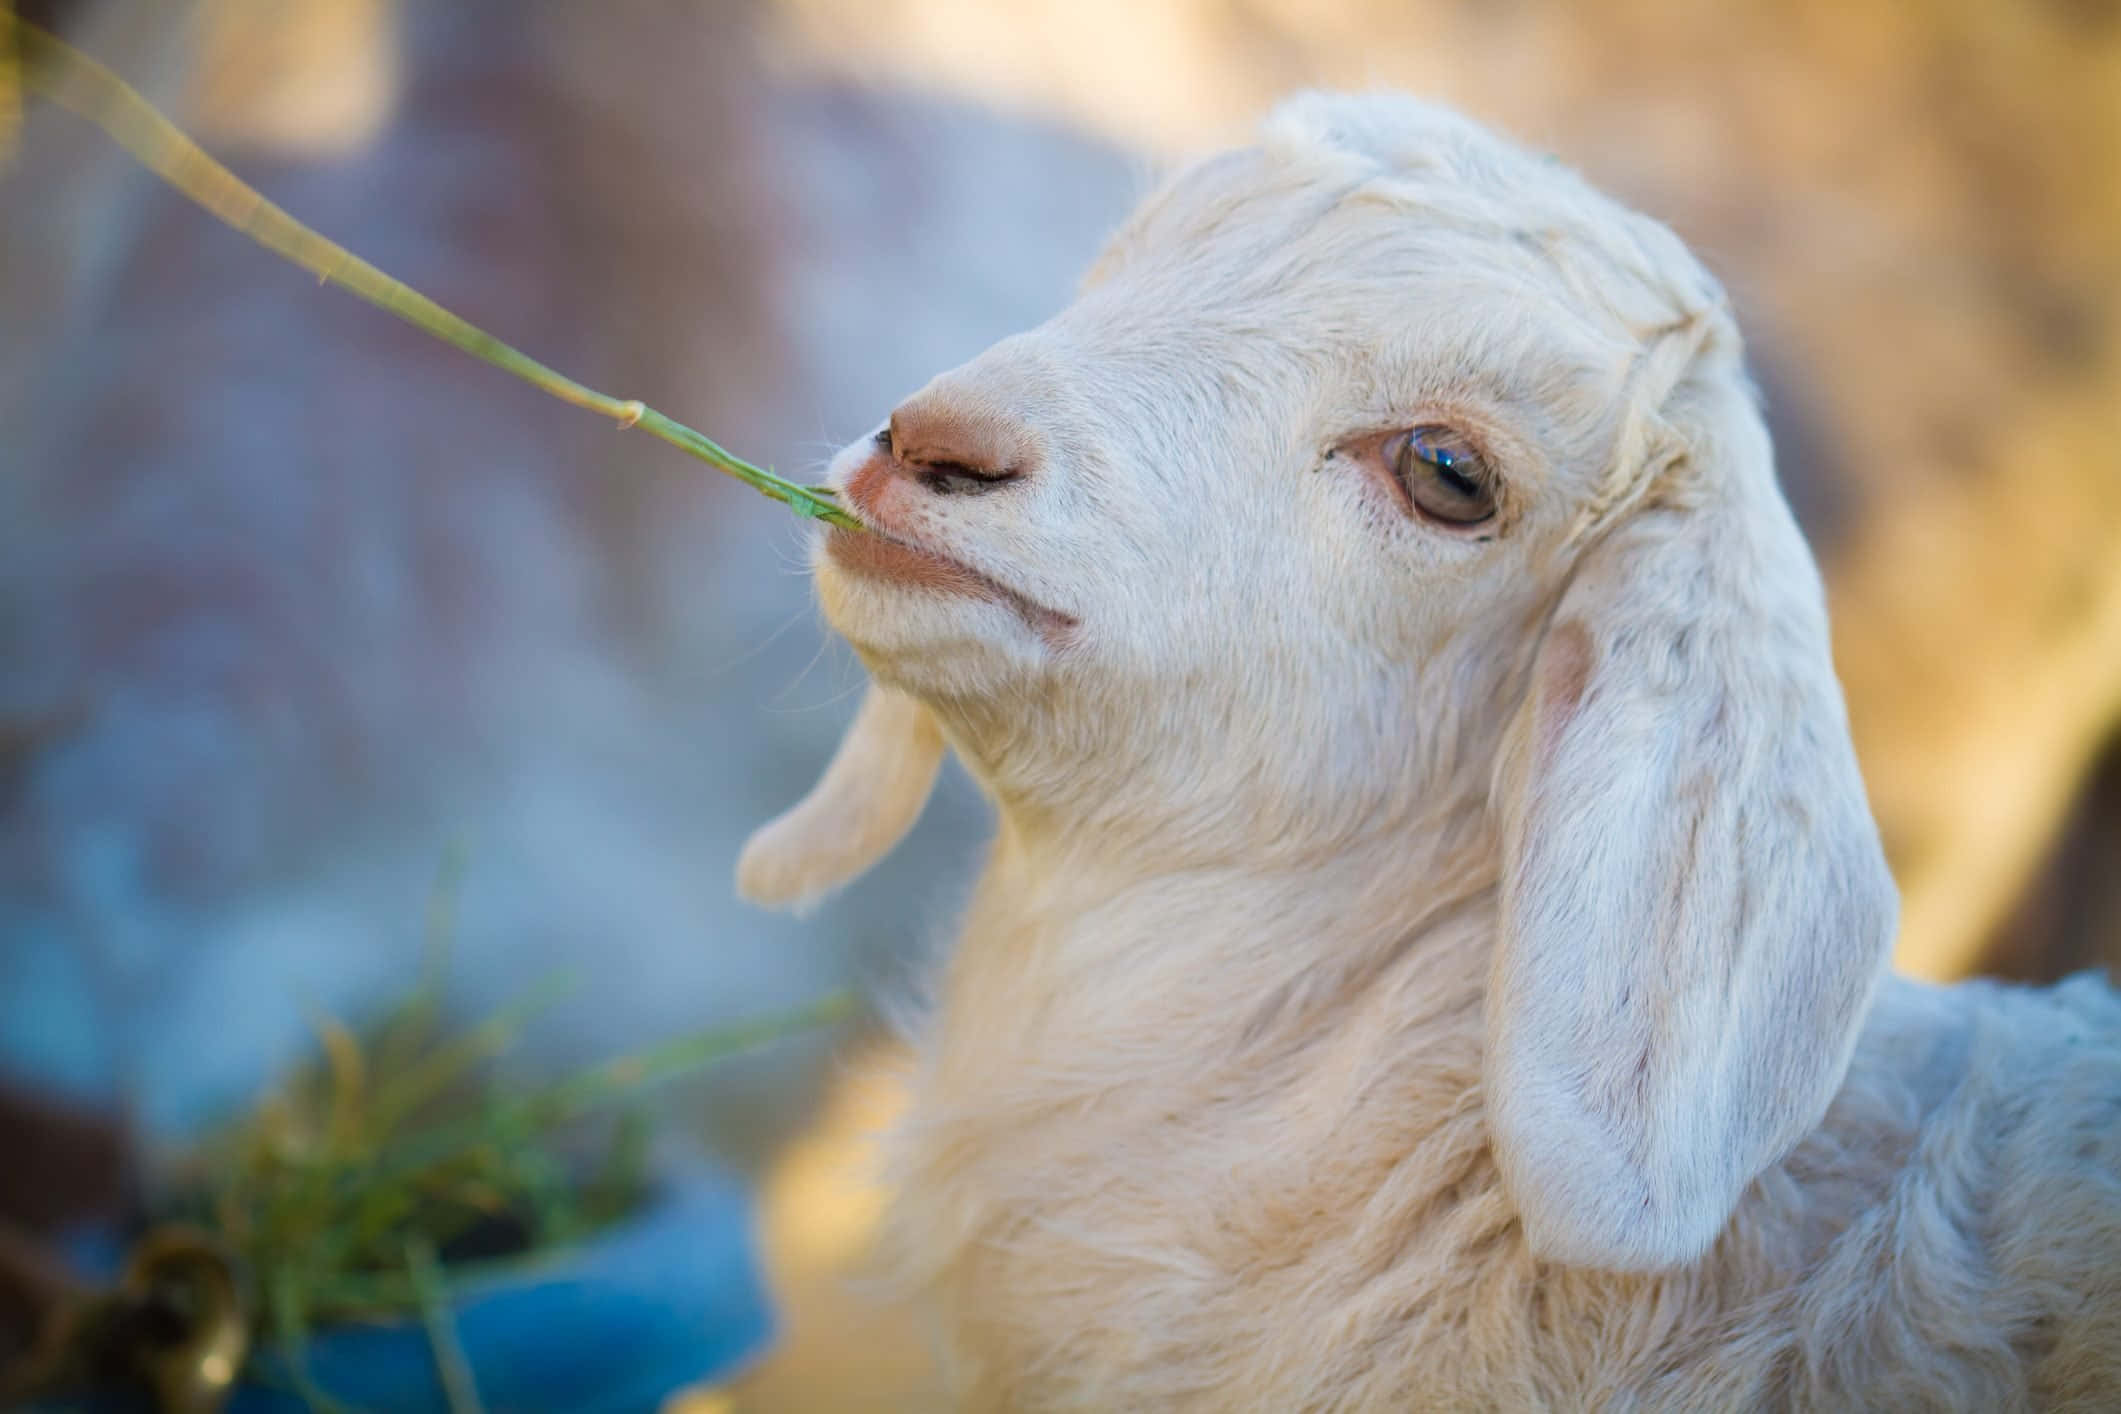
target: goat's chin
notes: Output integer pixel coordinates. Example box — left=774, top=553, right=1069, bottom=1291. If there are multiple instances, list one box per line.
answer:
left=816, top=558, right=1053, bottom=698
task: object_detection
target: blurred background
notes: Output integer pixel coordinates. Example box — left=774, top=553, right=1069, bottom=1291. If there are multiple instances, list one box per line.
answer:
left=1, top=0, right=2116, bottom=1408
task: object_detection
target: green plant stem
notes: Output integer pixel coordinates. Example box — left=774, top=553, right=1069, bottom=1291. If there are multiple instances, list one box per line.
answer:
left=364, top=975, right=574, bottom=1141
left=1, top=5, right=19, bottom=160
left=268, top=1268, right=358, bottom=1414
left=9, top=17, right=862, bottom=530
left=349, top=990, right=855, bottom=1198
left=407, top=1238, right=486, bottom=1414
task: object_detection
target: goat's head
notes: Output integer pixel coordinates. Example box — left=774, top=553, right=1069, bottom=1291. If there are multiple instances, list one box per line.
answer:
left=742, top=94, right=1897, bottom=1273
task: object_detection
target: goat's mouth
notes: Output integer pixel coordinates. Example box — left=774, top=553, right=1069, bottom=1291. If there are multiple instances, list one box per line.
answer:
left=825, top=523, right=1076, bottom=640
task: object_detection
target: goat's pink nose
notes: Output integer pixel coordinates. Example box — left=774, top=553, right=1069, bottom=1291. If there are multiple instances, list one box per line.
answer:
left=876, top=394, right=1037, bottom=498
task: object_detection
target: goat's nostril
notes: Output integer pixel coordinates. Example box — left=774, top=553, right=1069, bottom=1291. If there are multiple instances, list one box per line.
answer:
left=884, top=398, right=1039, bottom=497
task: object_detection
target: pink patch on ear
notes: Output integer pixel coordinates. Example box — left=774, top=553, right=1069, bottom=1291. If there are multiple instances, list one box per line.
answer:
left=1536, top=619, right=1595, bottom=760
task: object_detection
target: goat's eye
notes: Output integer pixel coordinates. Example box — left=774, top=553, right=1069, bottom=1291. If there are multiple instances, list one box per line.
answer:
left=1392, top=426, right=1496, bottom=527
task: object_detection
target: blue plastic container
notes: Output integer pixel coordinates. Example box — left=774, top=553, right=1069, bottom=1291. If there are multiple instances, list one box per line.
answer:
left=228, top=1173, right=774, bottom=1414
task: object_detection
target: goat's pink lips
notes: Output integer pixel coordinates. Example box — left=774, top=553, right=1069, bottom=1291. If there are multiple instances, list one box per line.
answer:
left=824, top=521, right=1076, bottom=642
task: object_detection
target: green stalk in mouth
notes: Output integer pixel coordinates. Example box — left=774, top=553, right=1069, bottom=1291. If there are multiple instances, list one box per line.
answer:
left=4, top=14, right=863, bottom=531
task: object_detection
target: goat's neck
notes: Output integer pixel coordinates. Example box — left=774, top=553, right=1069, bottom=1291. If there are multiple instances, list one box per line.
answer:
left=925, top=795, right=1499, bottom=1106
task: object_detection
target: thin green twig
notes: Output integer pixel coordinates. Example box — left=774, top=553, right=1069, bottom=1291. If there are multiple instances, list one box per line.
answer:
left=8, top=16, right=862, bottom=530
left=350, top=990, right=855, bottom=1196
left=268, top=1269, right=359, bottom=1414
left=362, top=974, right=574, bottom=1141
left=407, top=1237, right=486, bottom=1414
left=1, top=4, right=19, bottom=161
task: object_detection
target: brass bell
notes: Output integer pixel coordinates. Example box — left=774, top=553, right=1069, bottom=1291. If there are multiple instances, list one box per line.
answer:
left=120, top=1228, right=251, bottom=1414
left=2, top=1225, right=250, bottom=1414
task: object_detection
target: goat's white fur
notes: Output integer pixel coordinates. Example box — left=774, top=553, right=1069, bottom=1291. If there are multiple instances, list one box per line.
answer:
left=738, top=683, right=943, bottom=913
left=744, top=93, right=2121, bottom=1410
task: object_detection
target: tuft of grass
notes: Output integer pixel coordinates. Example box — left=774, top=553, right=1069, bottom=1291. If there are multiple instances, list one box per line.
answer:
left=155, top=856, right=853, bottom=1410
left=2, top=13, right=861, bottom=531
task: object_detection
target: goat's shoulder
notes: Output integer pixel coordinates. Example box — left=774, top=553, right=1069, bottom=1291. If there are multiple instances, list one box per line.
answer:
left=1724, top=972, right=2121, bottom=1410
left=887, top=909, right=2121, bottom=1412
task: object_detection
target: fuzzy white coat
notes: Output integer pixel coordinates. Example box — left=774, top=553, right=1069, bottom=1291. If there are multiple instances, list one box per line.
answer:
left=741, top=94, right=2121, bottom=1411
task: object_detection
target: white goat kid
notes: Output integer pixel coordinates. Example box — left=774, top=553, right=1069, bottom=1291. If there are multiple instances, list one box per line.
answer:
left=742, top=93, right=2121, bottom=1411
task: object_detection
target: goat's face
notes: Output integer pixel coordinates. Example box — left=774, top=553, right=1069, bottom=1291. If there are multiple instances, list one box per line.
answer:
left=816, top=97, right=1700, bottom=847
left=757, top=94, right=1898, bottom=1278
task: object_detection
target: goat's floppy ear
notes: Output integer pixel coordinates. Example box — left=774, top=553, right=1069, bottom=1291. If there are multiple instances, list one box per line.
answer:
left=1486, top=347, right=1897, bottom=1272
left=738, top=682, right=945, bottom=913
